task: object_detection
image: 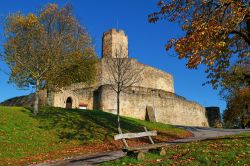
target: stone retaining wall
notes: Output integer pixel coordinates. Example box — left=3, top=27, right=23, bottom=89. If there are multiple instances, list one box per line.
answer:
left=97, top=85, right=209, bottom=127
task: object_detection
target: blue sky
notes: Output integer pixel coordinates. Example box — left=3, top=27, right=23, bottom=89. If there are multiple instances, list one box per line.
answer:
left=0, top=0, right=226, bottom=111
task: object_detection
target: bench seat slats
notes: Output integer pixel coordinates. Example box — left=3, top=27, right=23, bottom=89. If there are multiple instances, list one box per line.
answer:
left=114, top=130, right=157, bottom=140
left=124, top=143, right=170, bottom=152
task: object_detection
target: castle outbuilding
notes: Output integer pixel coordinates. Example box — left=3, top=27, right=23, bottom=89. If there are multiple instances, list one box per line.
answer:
left=41, top=29, right=209, bottom=127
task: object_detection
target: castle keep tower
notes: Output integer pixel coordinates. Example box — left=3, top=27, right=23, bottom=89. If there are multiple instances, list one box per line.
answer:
left=102, top=29, right=128, bottom=58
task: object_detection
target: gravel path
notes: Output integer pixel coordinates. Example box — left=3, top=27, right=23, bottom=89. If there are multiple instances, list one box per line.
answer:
left=33, top=127, right=250, bottom=166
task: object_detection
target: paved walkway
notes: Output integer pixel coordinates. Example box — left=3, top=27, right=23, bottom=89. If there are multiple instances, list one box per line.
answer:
left=170, top=126, right=250, bottom=143
left=33, top=127, right=250, bottom=166
left=34, top=150, right=125, bottom=166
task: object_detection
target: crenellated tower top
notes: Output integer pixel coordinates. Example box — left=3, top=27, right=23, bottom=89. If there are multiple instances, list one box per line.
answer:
left=102, top=29, right=128, bottom=58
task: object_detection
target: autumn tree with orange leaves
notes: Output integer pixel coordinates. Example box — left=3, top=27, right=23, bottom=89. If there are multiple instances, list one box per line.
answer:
left=223, top=87, right=250, bottom=128
left=149, top=0, right=250, bottom=88
left=4, top=4, right=97, bottom=115
left=220, top=62, right=250, bottom=128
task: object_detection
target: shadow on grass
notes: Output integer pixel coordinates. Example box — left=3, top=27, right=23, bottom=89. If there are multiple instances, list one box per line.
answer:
left=35, top=107, right=152, bottom=143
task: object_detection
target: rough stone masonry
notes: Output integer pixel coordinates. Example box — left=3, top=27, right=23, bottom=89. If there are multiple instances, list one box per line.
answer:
left=40, top=29, right=210, bottom=127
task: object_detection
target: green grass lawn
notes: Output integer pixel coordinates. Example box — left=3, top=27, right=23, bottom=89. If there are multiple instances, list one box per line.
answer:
left=0, top=106, right=189, bottom=166
left=103, top=132, right=250, bottom=166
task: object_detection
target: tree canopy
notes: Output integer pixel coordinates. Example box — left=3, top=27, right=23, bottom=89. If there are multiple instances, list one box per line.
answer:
left=149, top=0, right=250, bottom=88
left=220, top=61, right=250, bottom=128
left=223, top=87, right=250, bottom=128
left=4, top=4, right=97, bottom=114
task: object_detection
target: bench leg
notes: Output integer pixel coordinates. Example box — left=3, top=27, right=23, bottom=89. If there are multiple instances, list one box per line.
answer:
left=137, top=151, right=145, bottom=160
left=159, top=147, right=166, bottom=156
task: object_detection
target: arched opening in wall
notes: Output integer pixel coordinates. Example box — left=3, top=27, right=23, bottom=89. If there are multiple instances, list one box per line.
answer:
left=66, top=97, right=73, bottom=109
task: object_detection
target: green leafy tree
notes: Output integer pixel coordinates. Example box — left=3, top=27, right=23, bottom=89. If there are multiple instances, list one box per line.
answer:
left=149, top=0, right=250, bottom=88
left=4, top=4, right=97, bottom=115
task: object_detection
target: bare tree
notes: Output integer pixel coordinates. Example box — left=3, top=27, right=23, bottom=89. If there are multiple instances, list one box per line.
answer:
left=104, top=47, right=143, bottom=131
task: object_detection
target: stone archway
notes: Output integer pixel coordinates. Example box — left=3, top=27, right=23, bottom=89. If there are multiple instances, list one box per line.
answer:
left=66, top=97, right=73, bottom=109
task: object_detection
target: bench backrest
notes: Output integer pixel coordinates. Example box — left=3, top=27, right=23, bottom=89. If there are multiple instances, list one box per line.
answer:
left=114, top=127, right=157, bottom=149
left=114, top=130, right=157, bottom=140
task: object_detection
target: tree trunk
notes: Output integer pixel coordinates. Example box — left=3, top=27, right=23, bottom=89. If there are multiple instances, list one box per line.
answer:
left=241, top=123, right=245, bottom=129
left=240, top=116, right=245, bottom=129
left=34, top=80, right=40, bottom=116
left=46, top=88, right=53, bottom=106
left=247, top=16, right=250, bottom=45
left=117, top=91, right=121, bottom=131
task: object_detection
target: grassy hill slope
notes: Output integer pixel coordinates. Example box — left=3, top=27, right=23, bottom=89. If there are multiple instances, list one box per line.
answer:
left=0, top=106, right=190, bottom=165
left=0, top=94, right=33, bottom=107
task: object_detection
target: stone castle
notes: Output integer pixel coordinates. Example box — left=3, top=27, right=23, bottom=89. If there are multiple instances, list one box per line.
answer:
left=40, top=29, right=210, bottom=127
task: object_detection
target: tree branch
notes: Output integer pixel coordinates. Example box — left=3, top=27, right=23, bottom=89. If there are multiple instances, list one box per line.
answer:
left=230, top=30, right=250, bottom=45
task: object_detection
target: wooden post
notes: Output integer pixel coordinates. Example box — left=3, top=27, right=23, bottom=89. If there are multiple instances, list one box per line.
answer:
left=137, top=151, right=145, bottom=160
left=160, top=147, right=166, bottom=156
left=144, top=127, right=154, bottom=144
left=118, top=128, right=129, bottom=149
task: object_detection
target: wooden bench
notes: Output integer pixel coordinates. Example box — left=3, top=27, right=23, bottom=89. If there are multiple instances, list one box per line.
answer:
left=114, top=127, right=170, bottom=160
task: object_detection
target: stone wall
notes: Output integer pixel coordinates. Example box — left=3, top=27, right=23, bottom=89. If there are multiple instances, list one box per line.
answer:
left=49, top=82, right=208, bottom=127
left=97, top=85, right=209, bottom=127
left=52, top=86, right=99, bottom=110
left=99, top=58, right=174, bottom=93
left=138, top=62, right=174, bottom=93
left=52, top=89, right=80, bottom=109
left=48, top=57, right=174, bottom=110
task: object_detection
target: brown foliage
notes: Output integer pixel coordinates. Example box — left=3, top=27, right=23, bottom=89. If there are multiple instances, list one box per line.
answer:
left=4, top=4, right=97, bottom=114
left=149, top=0, right=250, bottom=88
left=223, top=87, right=250, bottom=128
